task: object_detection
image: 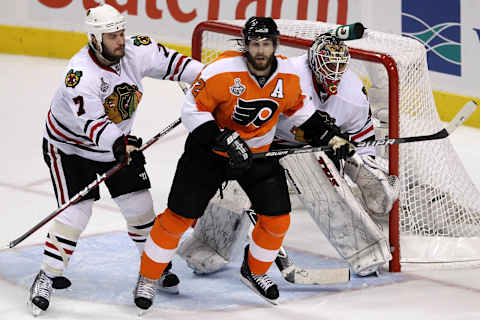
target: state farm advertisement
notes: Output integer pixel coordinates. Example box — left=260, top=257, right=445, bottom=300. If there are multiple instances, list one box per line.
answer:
left=2, top=0, right=352, bottom=45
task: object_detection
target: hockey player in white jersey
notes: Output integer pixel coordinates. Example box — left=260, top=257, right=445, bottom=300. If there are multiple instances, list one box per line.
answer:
left=178, top=33, right=398, bottom=279
left=28, top=4, right=203, bottom=316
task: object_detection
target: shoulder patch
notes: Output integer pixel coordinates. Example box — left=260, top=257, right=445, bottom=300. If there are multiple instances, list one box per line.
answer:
left=131, top=35, right=152, bottom=46
left=65, top=69, right=83, bottom=88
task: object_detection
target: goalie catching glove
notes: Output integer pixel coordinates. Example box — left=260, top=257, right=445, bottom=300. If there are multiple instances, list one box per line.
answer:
left=112, top=135, right=146, bottom=167
left=296, top=110, right=355, bottom=160
left=213, top=128, right=252, bottom=170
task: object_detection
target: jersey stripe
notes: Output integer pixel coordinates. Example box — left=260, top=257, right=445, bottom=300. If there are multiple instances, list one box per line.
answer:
left=177, top=58, right=192, bottom=81
left=48, top=143, right=68, bottom=205
left=47, top=110, right=85, bottom=145
left=46, top=126, right=109, bottom=153
left=162, top=52, right=178, bottom=80
left=88, top=120, right=107, bottom=140
left=169, top=55, right=186, bottom=80
left=351, top=124, right=374, bottom=141
left=51, top=112, right=92, bottom=142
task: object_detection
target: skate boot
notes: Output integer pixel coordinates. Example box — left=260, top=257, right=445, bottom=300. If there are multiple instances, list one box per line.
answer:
left=28, top=270, right=53, bottom=316
left=157, top=261, right=180, bottom=294
left=240, top=245, right=279, bottom=305
left=133, top=273, right=157, bottom=314
left=274, top=247, right=296, bottom=283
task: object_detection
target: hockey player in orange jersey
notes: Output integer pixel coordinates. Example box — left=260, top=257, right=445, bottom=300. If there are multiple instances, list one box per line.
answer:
left=133, top=17, right=355, bottom=310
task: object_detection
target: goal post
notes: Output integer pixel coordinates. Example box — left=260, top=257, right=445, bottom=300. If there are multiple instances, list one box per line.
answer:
left=191, top=20, right=480, bottom=272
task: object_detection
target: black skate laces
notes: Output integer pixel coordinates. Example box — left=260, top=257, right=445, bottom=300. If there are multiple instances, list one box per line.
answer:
left=32, top=272, right=53, bottom=299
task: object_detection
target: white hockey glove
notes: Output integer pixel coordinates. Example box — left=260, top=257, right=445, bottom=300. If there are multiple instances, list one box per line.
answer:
left=344, top=154, right=399, bottom=217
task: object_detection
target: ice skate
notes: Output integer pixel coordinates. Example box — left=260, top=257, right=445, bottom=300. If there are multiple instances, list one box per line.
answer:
left=240, top=246, right=279, bottom=305
left=157, top=262, right=180, bottom=294
left=274, top=247, right=297, bottom=283
left=134, top=273, right=157, bottom=315
left=28, top=270, right=53, bottom=316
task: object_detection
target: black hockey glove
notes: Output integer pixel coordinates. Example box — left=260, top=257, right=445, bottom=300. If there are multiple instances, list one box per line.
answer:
left=213, top=128, right=252, bottom=170
left=298, top=111, right=355, bottom=160
left=112, top=135, right=146, bottom=167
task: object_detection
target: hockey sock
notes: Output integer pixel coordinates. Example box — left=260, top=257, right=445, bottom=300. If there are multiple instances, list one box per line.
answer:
left=140, top=208, right=194, bottom=280
left=248, top=213, right=290, bottom=274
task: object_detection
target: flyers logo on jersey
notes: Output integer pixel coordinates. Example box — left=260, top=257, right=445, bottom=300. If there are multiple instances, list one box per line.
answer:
left=232, top=98, right=278, bottom=128
left=65, top=69, right=83, bottom=88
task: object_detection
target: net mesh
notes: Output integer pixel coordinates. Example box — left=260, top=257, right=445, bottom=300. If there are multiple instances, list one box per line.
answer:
left=194, top=20, right=480, bottom=268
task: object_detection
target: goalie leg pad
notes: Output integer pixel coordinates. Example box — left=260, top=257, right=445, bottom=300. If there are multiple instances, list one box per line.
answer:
left=280, top=152, right=392, bottom=276
left=344, top=154, right=399, bottom=217
left=177, top=182, right=251, bottom=274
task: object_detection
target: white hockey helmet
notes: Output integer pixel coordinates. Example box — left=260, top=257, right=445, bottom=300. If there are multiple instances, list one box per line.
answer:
left=85, top=4, right=126, bottom=52
left=308, top=33, right=350, bottom=95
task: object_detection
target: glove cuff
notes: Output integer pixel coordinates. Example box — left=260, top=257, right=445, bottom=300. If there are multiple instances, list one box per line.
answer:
left=112, top=135, right=127, bottom=163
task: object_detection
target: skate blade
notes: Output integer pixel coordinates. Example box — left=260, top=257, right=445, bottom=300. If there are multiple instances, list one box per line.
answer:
left=27, top=298, right=43, bottom=317
left=239, top=277, right=278, bottom=305
left=31, top=304, right=43, bottom=317
left=157, top=284, right=179, bottom=295
left=137, top=307, right=148, bottom=318
left=283, top=266, right=350, bottom=285
left=26, top=289, right=44, bottom=317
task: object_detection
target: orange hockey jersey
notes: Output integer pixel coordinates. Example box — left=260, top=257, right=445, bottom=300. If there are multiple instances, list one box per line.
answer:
left=181, top=51, right=315, bottom=152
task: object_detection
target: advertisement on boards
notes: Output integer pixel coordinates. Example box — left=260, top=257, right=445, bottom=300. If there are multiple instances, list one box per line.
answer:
left=0, top=0, right=478, bottom=102
left=401, top=0, right=479, bottom=98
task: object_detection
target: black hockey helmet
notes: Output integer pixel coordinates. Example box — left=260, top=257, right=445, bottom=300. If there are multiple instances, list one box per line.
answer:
left=242, top=16, right=280, bottom=45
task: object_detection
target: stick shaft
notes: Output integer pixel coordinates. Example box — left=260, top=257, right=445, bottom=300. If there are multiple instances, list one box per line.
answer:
left=7, top=118, right=181, bottom=249
left=253, top=100, right=477, bottom=159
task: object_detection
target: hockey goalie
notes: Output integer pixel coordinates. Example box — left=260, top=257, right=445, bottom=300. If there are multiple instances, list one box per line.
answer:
left=177, top=33, right=399, bottom=278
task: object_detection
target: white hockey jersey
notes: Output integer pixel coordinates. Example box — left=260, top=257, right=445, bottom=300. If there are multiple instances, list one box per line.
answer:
left=44, top=35, right=203, bottom=162
left=275, top=54, right=375, bottom=155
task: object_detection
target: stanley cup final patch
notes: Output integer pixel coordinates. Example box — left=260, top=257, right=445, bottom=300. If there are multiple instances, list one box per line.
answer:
left=65, top=69, right=83, bottom=88
left=230, top=78, right=246, bottom=96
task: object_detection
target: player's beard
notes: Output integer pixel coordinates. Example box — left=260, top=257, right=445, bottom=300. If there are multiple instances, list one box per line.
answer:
left=101, top=43, right=125, bottom=64
left=246, top=51, right=275, bottom=72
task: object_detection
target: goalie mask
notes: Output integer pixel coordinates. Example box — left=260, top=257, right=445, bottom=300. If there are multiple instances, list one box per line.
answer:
left=308, top=34, right=350, bottom=95
left=242, top=16, right=280, bottom=48
left=85, top=4, right=126, bottom=55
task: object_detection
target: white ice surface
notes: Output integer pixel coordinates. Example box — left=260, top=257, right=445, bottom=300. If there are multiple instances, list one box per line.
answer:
left=0, top=54, right=479, bottom=320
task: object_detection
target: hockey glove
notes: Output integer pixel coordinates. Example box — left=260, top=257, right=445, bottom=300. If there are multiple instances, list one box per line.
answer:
left=213, top=129, right=252, bottom=170
left=112, top=135, right=146, bottom=167
left=298, top=111, right=355, bottom=160
left=298, top=111, right=340, bottom=146
left=328, top=135, right=355, bottom=160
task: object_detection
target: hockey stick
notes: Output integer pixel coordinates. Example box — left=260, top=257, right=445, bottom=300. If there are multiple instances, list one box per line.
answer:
left=6, top=118, right=182, bottom=249
left=253, top=101, right=478, bottom=159
left=244, top=209, right=350, bottom=285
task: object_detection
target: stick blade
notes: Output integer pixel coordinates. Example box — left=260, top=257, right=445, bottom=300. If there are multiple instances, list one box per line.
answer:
left=283, top=266, right=350, bottom=285
left=445, top=101, right=478, bottom=134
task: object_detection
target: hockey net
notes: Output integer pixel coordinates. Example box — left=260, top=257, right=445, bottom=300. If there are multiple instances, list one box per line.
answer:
left=191, top=20, right=480, bottom=272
